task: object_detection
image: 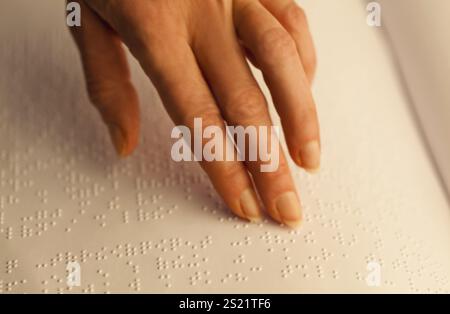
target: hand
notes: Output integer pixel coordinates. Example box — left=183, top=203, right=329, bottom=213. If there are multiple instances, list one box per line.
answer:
left=69, top=0, right=320, bottom=228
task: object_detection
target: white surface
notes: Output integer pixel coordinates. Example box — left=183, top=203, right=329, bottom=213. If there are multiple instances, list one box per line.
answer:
left=0, top=0, right=449, bottom=293
left=379, top=0, right=450, bottom=195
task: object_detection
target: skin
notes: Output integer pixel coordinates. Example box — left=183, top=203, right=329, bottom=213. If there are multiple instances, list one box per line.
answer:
left=69, top=0, right=320, bottom=228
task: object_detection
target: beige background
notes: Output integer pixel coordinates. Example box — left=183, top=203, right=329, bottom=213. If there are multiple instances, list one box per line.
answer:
left=380, top=0, right=450, bottom=196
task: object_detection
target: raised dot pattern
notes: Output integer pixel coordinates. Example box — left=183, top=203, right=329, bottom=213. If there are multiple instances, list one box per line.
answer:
left=1, top=0, right=450, bottom=294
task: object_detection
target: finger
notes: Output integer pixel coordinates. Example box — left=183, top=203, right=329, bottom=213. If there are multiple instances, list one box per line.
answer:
left=260, top=0, right=317, bottom=83
left=126, top=26, right=262, bottom=222
left=235, top=0, right=321, bottom=173
left=69, top=0, right=140, bottom=157
left=192, top=12, right=302, bottom=227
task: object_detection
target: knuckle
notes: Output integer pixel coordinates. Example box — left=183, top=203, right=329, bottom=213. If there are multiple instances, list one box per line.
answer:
left=181, top=106, right=223, bottom=130
left=224, top=88, right=267, bottom=122
left=122, top=25, right=158, bottom=61
left=258, top=27, right=297, bottom=62
left=284, top=4, right=307, bottom=28
left=299, top=106, right=318, bottom=124
left=303, top=53, right=317, bottom=78
left=199, top=110, right=225, bottom=129
left=99, top=2, right=160, bottom=56
left=221, top=163, right=245, bottom=180
left=86, top=79, right=116, bottom=108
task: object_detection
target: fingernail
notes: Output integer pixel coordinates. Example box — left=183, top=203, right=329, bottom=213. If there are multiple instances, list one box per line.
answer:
left=240, top=189, right=262, bottom=223
left=275, top=191, right=302, bottom=228
left=108, top=124, right=126, bottom=157
left=300, top=141, right=320, bottom=173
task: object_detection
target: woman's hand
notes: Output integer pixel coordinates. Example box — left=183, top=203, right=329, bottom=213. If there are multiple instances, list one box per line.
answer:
left=69, top=0, right=320, bottom=228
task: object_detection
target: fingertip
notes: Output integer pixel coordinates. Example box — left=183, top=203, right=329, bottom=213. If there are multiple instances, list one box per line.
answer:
left=107, top=122, right=138, bottom=158
left=284, top=218, right=302, bottom=229
left=299, top=140, right=321, bottom=173
left=288, top=145, right=304, bottom=168
left=239, top=188, right=263, bottom=223
left=274, top=191, right=302, bottom=228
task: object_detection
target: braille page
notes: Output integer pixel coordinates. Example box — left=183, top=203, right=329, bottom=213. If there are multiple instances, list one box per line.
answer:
left=379, top=0, right=450, bottom=196
left=1, top=0, right=450, bottom=293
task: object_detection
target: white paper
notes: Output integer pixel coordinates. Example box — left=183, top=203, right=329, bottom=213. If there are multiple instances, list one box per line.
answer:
left=0, top=0, right=449, bottom=293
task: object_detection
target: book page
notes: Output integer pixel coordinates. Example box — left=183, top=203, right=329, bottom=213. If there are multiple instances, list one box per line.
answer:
left=0, top=0, right=449, bottom=293
left=379, top=0, right=450, bottom=195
